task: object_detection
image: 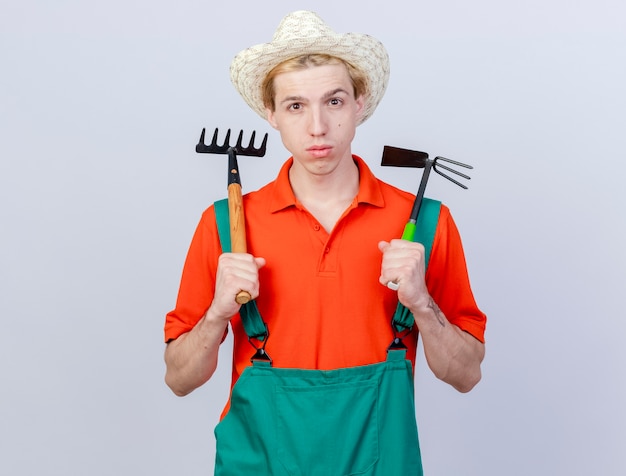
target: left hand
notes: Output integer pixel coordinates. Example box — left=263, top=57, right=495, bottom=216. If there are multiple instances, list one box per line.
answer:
left=378, top=239, right=430, bottom=311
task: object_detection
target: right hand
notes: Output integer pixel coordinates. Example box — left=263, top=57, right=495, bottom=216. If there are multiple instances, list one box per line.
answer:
left=209, top=252, right=266, bottom=322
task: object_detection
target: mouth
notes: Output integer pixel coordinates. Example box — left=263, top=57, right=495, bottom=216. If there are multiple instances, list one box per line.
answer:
left=306, top=145, right=332, bottom=158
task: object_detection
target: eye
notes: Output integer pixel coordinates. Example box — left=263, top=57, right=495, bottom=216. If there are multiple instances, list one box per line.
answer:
left=288, top=103, right=302, bottom=111
left=328, top=98, right=343, bottom=106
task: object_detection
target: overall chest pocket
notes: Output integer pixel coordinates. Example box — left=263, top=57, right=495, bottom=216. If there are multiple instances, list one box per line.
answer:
left=275, top=379, right=379, bottom=476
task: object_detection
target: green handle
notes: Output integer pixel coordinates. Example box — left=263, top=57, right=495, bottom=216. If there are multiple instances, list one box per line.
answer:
left=400, top=221, right=416, bottom=241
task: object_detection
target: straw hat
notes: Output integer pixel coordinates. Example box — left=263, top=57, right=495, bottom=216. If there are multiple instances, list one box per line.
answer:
left=230, top=10, right=390, bottom=125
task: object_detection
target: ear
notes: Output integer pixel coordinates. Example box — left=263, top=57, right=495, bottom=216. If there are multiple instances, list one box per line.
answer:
left=266, top=108, right=279, bottom=129
left=354, top=95, right=366, bottom=121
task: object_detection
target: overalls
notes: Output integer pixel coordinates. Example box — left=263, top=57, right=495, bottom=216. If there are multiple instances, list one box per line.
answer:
left=212, top=198, right=441, bottom=476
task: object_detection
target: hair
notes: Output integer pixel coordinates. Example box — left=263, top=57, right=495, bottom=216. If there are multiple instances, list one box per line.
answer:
left=261, top=54, right=368, bottom=112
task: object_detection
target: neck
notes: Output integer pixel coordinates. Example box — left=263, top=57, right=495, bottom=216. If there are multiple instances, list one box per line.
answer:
left=289, top=157, right=360, bottom=232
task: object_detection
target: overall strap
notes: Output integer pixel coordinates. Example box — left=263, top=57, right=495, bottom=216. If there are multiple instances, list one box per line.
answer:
left=392, top=198, right=442, bottom=331
left=214, top=199, right=268, bottom=341
left=215, top=197, right=440, bottom=336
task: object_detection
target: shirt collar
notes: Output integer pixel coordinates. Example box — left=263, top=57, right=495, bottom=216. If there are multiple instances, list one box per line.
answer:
left=268, top=155, right=385, bottom=213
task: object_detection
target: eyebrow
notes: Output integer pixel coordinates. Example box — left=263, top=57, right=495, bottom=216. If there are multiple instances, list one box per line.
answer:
left=323, top=88, right=350, bottom=100
left=279, top=88, right=350, bottom=106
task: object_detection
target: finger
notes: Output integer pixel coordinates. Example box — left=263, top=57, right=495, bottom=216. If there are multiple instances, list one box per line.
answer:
left=217, top=254, right=260, bottom=294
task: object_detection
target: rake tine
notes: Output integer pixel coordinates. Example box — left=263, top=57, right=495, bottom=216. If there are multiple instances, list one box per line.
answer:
left=255, top=133, right=268, bottom=155
left=435, top=156, right=473, bottom=170
left=195, top=128, right=208, bottom=153
left=235, top=130, right=268, bottom=156
left=235, top=130, right=257, bottom=154
left=433, top=168, right=468, bottom=189
left=433, top=156, right=472, bottom=190
left=197, top=128, right=228, bottom=153
left=196, top=127, right=268, bottom=157
left=434, top=161, right=472, bottom=180
left=235, top=130, right=245, bottom=151
left=221, top=129, right=232, bottom=151
left=210, top=128, right=231, bottom=153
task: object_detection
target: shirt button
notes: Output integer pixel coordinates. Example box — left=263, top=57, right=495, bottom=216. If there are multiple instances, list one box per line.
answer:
left=313, top=224, right=320, bottom=231
left=325, top=247, right=330, bottom=253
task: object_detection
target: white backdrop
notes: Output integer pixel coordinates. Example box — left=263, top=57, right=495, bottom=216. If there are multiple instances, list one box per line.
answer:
left=1, top=1, right=625, bottom=474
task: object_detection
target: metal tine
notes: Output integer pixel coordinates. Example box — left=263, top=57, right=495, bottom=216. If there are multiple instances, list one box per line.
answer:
left=215, top=128, right=231, bottom=152
left=235, top=130, right=246, bottom=151
left=234, top=130, right=268, bottom=156
left=195, top=128, right=209, bottom=153
left=196, top=127, right=230, bottom=154
left=434, top=160, right=472, bottom=179
left=252, top=132, right=268, bottom=156
left=196, top=128, right=267, bottom=156
left=433, top=156, right=472, bottom=190
left=435, top=156, right=473, bottom=170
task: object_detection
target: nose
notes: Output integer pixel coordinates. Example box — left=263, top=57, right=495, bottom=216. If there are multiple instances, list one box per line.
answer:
left=307, top=105, right=328, bottom=137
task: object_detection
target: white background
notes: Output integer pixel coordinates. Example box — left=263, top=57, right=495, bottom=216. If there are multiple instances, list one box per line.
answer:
left=1, top=1, right=625, bottom=474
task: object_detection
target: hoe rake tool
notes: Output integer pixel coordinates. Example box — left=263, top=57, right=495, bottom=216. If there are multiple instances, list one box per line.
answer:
left=381, top=145, right=473, bottom=242
left=196, top=128, right=268, bottom=304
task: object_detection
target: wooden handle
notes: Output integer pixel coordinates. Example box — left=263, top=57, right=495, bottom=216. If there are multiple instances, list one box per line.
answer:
left=235, top=290, right=251, bottom=304
left=228, top=182, right=251, bottom=304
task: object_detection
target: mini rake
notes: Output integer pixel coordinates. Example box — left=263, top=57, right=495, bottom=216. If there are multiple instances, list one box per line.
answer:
left=196, top=127, right=268, bottom=304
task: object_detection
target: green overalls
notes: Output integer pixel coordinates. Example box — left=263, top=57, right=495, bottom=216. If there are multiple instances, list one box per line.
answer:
left=212, top=198, right=441, bottom=476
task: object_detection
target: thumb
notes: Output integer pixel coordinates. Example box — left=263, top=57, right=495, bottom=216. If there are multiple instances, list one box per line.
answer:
left=378, top=241, right=390, bottom=253
left=255, top=257, right=267, bottom=269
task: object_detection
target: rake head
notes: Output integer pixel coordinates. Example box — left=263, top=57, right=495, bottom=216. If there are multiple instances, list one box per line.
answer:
left=381, top=145, right=472, bottom=189
left=196, top=128, right=268, bottom=157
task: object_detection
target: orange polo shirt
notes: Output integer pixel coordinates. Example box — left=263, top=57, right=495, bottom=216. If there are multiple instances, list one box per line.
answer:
left=165, top=155, right=486, bottom=390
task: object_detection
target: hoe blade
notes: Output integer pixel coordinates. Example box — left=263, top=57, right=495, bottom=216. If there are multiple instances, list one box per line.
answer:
left=381, top=145, right=429, bottom=168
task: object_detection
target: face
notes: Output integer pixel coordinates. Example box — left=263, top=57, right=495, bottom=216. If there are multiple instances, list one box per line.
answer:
left=266, top=63, right=365, bottom=178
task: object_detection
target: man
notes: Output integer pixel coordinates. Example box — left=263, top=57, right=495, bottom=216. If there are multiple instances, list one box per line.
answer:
left=164, top=10, right=486, bottom=475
